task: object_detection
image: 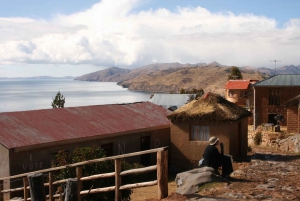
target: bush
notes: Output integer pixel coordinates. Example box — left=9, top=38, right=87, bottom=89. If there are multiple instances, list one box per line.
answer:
left=247, top=146, right=252, bottom=152
left=55, top=146, right=144, bottom=201
left=254, top=132, right=262, bottom=145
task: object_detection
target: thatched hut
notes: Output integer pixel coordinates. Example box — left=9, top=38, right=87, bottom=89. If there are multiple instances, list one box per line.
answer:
left=167, top=92, right=252, bottom=171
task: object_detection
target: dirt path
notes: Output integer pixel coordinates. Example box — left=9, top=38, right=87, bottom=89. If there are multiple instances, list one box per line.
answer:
left=130, top=147, right=300, bottom=201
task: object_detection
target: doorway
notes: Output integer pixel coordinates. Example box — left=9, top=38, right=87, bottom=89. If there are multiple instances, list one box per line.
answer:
left=101, top=143, right=113, bottom=157
left=140, top=136, right=151, bottom=166
left=237, top=122, right=242, bottom=158
left=268, top=114, right=277, bottom=125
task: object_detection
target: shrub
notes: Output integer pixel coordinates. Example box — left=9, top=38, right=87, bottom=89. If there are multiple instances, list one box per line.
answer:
left=254, top=132, right=262, bottom=145
left=55, top=146, right=144, bottom=201
left=247, top=146, right=252, bottom=152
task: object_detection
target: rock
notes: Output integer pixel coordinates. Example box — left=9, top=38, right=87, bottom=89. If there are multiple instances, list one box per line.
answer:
left=278, top=134, right=300, bottom=153
left=175, top=167, right=228, bottom=195
left=255, top=184, right=275, bottom=190
left=9, top=198, right=22, bottom=201
left=231, top=169, right=245, bottom=177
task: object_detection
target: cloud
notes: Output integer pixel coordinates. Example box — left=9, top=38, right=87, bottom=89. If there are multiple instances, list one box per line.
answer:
left=0, top=0, right=300, bottom=68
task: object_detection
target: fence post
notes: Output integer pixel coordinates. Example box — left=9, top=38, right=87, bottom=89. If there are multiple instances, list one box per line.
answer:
left=115, top=159, right=121, bottom=201
left=65, top=178, right=78, bottom=201
left=48, top=172, right=54, bottom=201
left=76, top=166, right=82, bottom=201
left=27, top=172, right=46, bottom=201
left=157, top=150, right=168, bottom=199
left=23, top=177, right=29, bottom=201
left=0, top=180, right=3, bottom=201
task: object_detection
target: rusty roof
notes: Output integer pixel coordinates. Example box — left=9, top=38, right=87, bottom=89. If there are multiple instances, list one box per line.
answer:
left=0, top=102, right=170, bottom=149
left=225, top=80, right=251, bottom=90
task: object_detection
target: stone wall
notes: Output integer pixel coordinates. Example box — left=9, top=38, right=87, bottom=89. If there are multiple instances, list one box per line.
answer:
left=277, top=134, right=300, bottom=153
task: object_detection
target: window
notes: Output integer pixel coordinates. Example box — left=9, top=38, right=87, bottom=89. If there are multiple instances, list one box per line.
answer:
left=228, top=90, right=234, bottom=98
left=240, top=91, right=248, bottom=98
left=269, top=89, right=280, bottom=105
left=50, top=153, right=58, bottom=167
left=191, top=125, right=210, bottom=141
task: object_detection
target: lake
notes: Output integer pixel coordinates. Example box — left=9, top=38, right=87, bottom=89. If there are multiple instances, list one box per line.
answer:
left=0, top=78, right=153, bottom=113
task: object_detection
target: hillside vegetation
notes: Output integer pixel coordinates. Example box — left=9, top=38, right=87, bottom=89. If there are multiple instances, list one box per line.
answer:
left=75, top=62, right=274, bottom=94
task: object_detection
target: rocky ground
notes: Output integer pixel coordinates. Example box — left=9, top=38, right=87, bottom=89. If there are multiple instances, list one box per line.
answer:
left=132, top=146, right=300, bottom=201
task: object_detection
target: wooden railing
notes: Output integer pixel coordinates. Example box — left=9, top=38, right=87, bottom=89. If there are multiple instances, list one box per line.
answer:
left=0, top=147, right=168, bottom=201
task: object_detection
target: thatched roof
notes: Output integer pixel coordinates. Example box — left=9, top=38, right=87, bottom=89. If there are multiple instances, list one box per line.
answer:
left=167, top=93, right=252, bottom=122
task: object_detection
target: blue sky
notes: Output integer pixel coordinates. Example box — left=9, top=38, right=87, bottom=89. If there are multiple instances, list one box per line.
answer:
left=0, top=0, right=300, bottom=77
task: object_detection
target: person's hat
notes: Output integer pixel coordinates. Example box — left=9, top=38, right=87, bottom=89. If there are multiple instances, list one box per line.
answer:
left=209, top=136, right=219, bottom=145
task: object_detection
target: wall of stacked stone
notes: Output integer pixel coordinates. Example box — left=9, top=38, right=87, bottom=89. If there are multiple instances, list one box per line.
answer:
left=249, top=118, right=300, bottom=153
left=248, top=125, right=284, bottom=147
left=277, top=134, right=300, bottom=153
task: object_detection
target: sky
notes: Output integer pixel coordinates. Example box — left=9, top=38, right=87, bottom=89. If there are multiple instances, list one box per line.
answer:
left=0, top=0, right=300, bottom=77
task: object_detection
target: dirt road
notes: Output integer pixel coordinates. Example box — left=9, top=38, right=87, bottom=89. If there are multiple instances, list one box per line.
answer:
left=131, top=147, right=300, bottom=201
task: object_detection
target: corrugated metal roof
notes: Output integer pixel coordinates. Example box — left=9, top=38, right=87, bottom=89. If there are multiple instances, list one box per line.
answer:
left=0, top=102, right=170, bottom=149
left=225, top=80, right=250, bottom=90
left=149, top=94, right=193, bottom=109
left=284, top=94, right=300, bottom=106
left=254, top=74, right=300, bottom=86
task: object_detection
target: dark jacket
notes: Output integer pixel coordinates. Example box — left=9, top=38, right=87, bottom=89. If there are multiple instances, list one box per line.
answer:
left=202, top=145, right=223, bottom=169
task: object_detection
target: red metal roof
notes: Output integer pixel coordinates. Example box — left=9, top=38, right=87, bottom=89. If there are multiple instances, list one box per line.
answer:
left=0, top=102, right=170, bottom=149
left=225, top=80, right=251, bottom=90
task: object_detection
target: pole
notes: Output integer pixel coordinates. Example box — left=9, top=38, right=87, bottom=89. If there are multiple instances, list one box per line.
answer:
left=65, top=179, right=78, bottom=201
left=115, top=159, right=121, bottom=201
left=76, top=166, right=82, bottom=201
left=269, top=60, right=281, bottom=75
left=253, top=86, right=256, bottom=131
left=157, top=150, right=168, bottom=199
left=27, top=173, right=46, bottom=201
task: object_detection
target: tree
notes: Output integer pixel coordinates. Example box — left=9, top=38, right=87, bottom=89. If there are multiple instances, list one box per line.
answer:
left=51, top=91, right=65, bottom=108
left=55, top=146, right=144, bottom=201
left=228, top=66, right=243, bottom=80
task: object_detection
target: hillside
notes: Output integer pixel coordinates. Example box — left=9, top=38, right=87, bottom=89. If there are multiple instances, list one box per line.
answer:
left=75, top=62, right=300, bottom=95
left=75, top=67, right=130, bottom=82
left=75, top=62, right=265, bottom=94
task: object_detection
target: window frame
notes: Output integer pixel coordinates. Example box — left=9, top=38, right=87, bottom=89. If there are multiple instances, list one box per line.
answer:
left=269, top=89, right=280, bottom=105
left=190, top=125, right=210, bottom=141
left=228, top=90, right=234, bottom=98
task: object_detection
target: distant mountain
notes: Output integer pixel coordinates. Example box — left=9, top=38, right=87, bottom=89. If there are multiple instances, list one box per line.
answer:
left=276, top=65, right=300, bottom=74
left=75, top=67, right=130, bottom=82
left=0, top=76, right=75, bottom=79
left=75, top=62, right=265, bottom=94
left=74, top=62, right=300, bottom=94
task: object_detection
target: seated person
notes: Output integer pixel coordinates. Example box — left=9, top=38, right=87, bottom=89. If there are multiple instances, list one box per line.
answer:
left=202, top=136, right=233, bottom=179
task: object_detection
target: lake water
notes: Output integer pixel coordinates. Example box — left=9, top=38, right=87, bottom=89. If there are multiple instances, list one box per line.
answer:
left=0, top=79, right=153, bottom=113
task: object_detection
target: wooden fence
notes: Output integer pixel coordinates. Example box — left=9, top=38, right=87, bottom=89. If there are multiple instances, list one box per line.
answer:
left=0, top=147, right=168, bottom=201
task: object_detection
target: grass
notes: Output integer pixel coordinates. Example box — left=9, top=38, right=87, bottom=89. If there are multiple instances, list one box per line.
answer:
left=130, top=173, right=178, bottom=201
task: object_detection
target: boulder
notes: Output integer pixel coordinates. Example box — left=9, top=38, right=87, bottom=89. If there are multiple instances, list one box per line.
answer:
left=175, top=167, right=227, bottom=195
left=278, top=134, right=300, bottom=153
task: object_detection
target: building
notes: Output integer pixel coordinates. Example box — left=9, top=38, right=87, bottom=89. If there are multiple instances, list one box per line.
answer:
left=284, top=94, right=300, bottom=133
left=252, top=74, right=300, bottom=129
left=167, top=93, right=252, bottom=171
left=224, top=79, right=258, bottom=109
left=149, top=94, right=195, bottom=111
left=0, top=102, right=170, bottom=190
